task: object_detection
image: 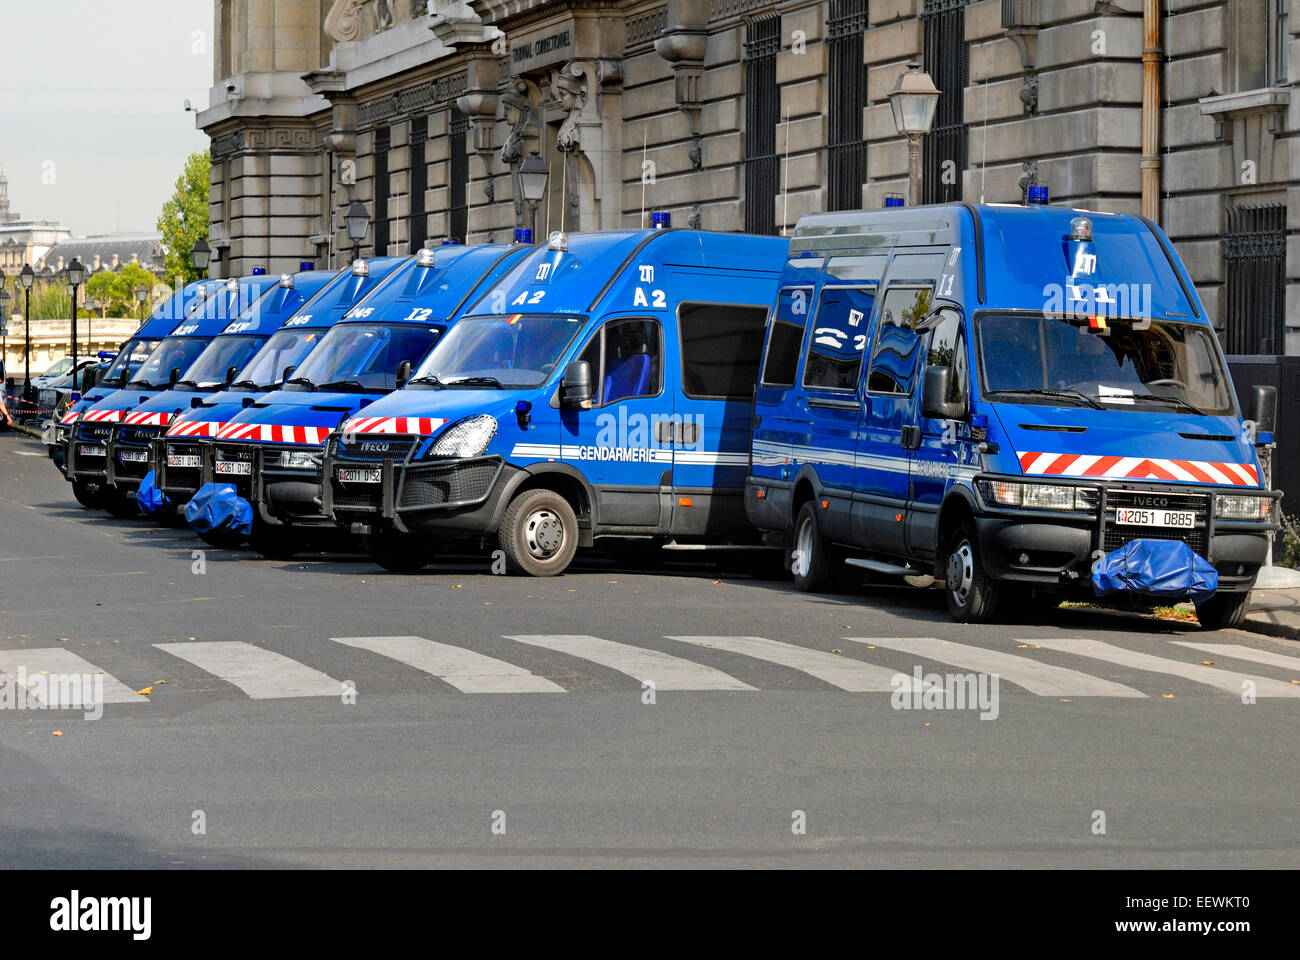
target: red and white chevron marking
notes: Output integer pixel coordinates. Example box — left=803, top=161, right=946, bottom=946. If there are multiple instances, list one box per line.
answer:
left=1019, top=452, right=1260, bottom=487
left=60, top=410, right=81, bottom=424
left=79, top=409, right=124, bottom=423
left=340, top=416, right=447, bottom=436
left=122, top=410, right=172, bottom=427
left=166, top=419, right=227, bottom=438
left=213, top=421, right=331, bottom=445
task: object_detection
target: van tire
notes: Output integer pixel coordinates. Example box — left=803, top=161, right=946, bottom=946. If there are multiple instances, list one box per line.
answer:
left=102, top=489, right=140, bottom=518
left=499, top=488, right=579, bottom=576
left=198, top=528, right=247, bottom=550
left=1194, top=591, right=1250, bottom=631
left=249, top=519, right=304, bottom=561
left=72, top=480, right=104, bottom=509
left=791, top=501, right=840, bottom=593
left=363, top=531, right=433, bottom=572
left=943, top=520, right=1000, bottom=622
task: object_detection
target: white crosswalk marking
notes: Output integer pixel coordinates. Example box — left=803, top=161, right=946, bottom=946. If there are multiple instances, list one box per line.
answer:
left=331, top=636, right=564, bottom=693
left=0, top=649, right=144, bottom=703
left=1170, top=642, right=1300, bottom=674
left=846, top=637, right=1146, bottom=698
left=1022, top=638, right=1300, bottom=698
left=155, top=641, right=341, bottom=699
left=666, top=635, right=919, bottom=692
left=504, top=634, right=755, bottom=691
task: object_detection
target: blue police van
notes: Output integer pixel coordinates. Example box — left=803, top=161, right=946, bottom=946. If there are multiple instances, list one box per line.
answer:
left=188, top=245, right=527, bottom=557
left=745, top=203, right=1280, bottom=629
left=98, top=268, right=338, bottom=518
left=320, top=226, right=789, bottom=575
left=51, top=278, right=215, bottom=492
left=63, top=276, right=279, bottom=513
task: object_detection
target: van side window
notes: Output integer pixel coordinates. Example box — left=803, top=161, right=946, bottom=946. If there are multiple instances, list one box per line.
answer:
left=866, top=287, right=932, bottom=395
left=926, top=307, right=967, bottom=404
left=760, top=287, right=813, bottom=387
left=575, top=317, right=663, bottom=407
left=680, top=303, right=770, bottom=400
left=801, top=286, right=876, bottom=391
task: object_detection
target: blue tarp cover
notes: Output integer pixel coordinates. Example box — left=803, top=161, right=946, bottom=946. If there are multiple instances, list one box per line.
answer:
left=1092, top=538, right=1218, bottom=603
left=185, top=482, right=253, bottom=536
left=136, top=470, right=170, bottom=514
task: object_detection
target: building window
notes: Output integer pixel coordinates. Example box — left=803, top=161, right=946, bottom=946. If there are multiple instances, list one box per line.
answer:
left=1224, top=204, right=1287, bottom=355
left=1274, top=0, right=1291, bottom=86
left=409, top=115, right=428, bottom=252
left=449, top=106, right=468, bottom=243
left=921, top=0, right=968, bottom=204
left=826, top=0, right=868, bottom=211
left=744, top=14, right=781, bottom=236
left=373, top=126, right=390, bottom=256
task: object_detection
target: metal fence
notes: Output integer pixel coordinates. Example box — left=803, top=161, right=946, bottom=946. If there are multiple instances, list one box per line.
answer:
left=826, top=0, right=869, bottom=212
left=922, top=0, right=969, bottom=205
left=1223, top=203, right=1287, bottom=356
left=743, top=14, right=781, bottom=236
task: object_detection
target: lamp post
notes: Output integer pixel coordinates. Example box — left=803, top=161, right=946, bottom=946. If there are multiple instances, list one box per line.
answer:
left=518, top=151, right=549, bottom=237
left=345, top=200, right=370, bottom=265
left=65, top=258, right=85, bottom=391
left=19, top=264, right=34, bottom=401
left=191, top=238, right=211, bottom=280
left=888, top=61, right=941, bottom=206
left=135, top=284, right=149, bottom=325
left=0, top=283, right=10, bottom=391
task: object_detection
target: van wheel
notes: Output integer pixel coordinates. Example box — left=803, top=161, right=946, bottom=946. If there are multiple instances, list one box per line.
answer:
left=363, top=531, right=433, bottom=572
left=499, top=488, right=579, bottom=576
left=791, top=501, right=840, bottom=592
left=944, top=520, right=1000, bottom=623
left=1194, top=591, right=1251, bottom=631
left=198, top=528, right=247, bottom=550
left=71, top=480, right=104, bottom=509
left=248, top=520, right=304, bottom=560
left=102, top=489, right=140, bottom=518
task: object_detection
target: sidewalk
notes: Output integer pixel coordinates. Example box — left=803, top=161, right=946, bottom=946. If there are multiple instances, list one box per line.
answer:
left=1243, top=564, right=1300, bottom=640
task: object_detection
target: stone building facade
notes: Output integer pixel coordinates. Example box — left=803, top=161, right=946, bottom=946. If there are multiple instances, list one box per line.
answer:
left=198, top=0, right=1299, bottom=354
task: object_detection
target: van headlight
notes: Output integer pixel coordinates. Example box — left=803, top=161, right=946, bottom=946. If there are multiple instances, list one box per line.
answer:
left=1215, top=494, right=1272, bottom=521
left=428, top=415, right=497, bottom=458
left=978, top=479, right=1093, bottom=512
left=277, top=449, right=320, bottom=470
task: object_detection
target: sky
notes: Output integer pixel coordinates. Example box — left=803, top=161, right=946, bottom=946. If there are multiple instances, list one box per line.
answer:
left=0, top=0, right=214, bottom=238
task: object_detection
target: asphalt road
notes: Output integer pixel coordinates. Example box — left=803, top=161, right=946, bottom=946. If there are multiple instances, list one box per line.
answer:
left=1, top=428, right=1297, bottom=868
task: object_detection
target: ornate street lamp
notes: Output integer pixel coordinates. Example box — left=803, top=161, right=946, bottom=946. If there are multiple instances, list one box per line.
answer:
left=888, top=61, right=941, bottom=206
left=65, top=258, right=85, bottom=391
left=191, top=238, right=211, bottom=277
left=19, top=264, right=34, bottom=400
left=345, top=200, right=370, bottom=265
left=0, top=283, right=10, bottom=389
left=518, top=152, right=549, bottom=237
left=135, top=283, right=149, bottom=324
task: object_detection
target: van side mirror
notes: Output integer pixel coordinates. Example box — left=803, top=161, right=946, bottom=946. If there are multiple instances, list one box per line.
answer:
left=225, top=365, right=239, bottom=386
left=922, top=366, right=966, bottom=421
left=1250, top=384, right=1277, bottom=435
left=396, top=360, right=412, bottom=388
left=168, top=367, right=181, bottom=388
left=561, top=360, right=594, bottom=409
left=282, top=365, right=295, bottom=383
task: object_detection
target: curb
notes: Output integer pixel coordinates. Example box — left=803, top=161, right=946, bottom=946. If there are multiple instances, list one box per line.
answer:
left=1240, top=614, right=1300, bottom=641
left=11, top=423, right=43, bottom=439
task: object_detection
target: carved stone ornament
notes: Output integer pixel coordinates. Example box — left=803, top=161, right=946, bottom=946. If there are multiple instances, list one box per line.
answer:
left=1020, top=73, right=1038, bottom=115
left=1017, top=160, right=1038, bottom=199
left=499, top=81, right=531, bottom=169
left=553, top=67, right=587, bottom=153
left=324, top=0, right=362, bottom=42
left=376, top=0, right=393, bottom=32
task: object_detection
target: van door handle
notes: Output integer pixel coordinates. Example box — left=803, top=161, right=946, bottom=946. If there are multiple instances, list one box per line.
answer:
left=900, top=425, right=921, bottom=450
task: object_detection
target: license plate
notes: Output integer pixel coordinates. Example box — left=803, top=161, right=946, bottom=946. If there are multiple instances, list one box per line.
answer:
left=215, top=460, right=252, bottom=476
left=167, top=454, right=201, bottom=468
left=77, top=444, right=106, bottom=457
left=1116, top=508, right=1197, bottom=529
left=337, top=467, right=382, bottom=484
left=119, top=449, right=148, bottom=463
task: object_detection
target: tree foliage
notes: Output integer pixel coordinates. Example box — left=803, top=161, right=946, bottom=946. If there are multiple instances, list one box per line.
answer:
left=157, top=151, right=211, bottom=286
left=84, top=262, right=160, bottom=318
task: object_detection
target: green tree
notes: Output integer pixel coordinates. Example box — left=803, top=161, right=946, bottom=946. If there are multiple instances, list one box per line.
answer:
left=83, top=262, right=162, bottom=318
left=157, top=151, right=211, bottom=286
left=86, top=270, right=117, bottom=317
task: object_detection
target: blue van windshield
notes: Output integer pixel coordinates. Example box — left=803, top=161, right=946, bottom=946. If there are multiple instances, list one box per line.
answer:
left=176, top=335, right=264, bottom=391
left=285, top=323, right=443, bottom=393
left=413, top=314, right=587, bottom=389
left=977, top=313, right=1233, bottom=416
left=232, top=328, right=326, bottom=390
left=128, top=337, right=215, bottom=389
left=101, top=338, right=160, bottom=386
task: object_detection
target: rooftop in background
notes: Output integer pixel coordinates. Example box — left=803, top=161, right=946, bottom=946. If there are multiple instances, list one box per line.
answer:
left=37, top=233, right=167, bottom=277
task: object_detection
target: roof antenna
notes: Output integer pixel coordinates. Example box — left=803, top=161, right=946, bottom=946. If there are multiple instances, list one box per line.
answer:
left=781, top=105, right=791, bottom=235
left=979, top=79, right=989, bottom=203
left=640, top=126, right=648, bottom=229
left=560, top=144, right=569, bottom=235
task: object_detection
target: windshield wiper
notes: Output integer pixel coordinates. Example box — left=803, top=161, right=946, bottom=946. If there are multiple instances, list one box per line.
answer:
left=1129, top=392, right=1207, bottom=416
left=230, top=379, right=260, bottom=391
left=318, top=379, right=365, bottom=392
left=447, top=376, right=503, bottom=389
left=126, top=379, right=157, bottom=390
left=988, top=388, right=1103, bottom=410
left=285, top=376, right=317, bottom=391
left=174, top=379, right=202, bottom=390
left=407, top=374, right=445, bottom=389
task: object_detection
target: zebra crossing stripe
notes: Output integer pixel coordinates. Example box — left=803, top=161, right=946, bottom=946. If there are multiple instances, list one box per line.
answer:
left=155, top=641, right=341, bottom=699
left=503, top=634, right=756, bottom=691
left=0, top=649, right=144, bottom=703
left=330, top=636, right=564, bottom=693
left=666, top=635, right=917, bottom=692
left=1021, top=638, right=1300, bottom=698
left=846, top=637, right=1146, bottom=698
left=1170, top=642, right=1300, bottom=674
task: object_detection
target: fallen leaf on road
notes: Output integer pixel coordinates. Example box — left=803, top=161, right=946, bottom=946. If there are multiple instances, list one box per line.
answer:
left=1162, top=694, right=1175, bottom=699
left=135, top=686, right=152, bottom=696
left=452, top=584, right=462, bottom=589
left=1200, top=660, right=1215, bottom=666
left=57, top=637, right=68, bottom=642
left=1017, top=644, right=1029, bottom=648
left=831, top=649, right=843, bottom=654
left=923, top=722, right=931, bottom=727
left=51, top=731, right=62, bottom=736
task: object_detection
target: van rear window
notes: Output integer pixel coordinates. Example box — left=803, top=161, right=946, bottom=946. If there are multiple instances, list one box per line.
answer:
left=680, top=304, right=769, bottom=400
left=761, top=287, right=812, bottom=387
left=802, top=286, right=875, bottom=391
